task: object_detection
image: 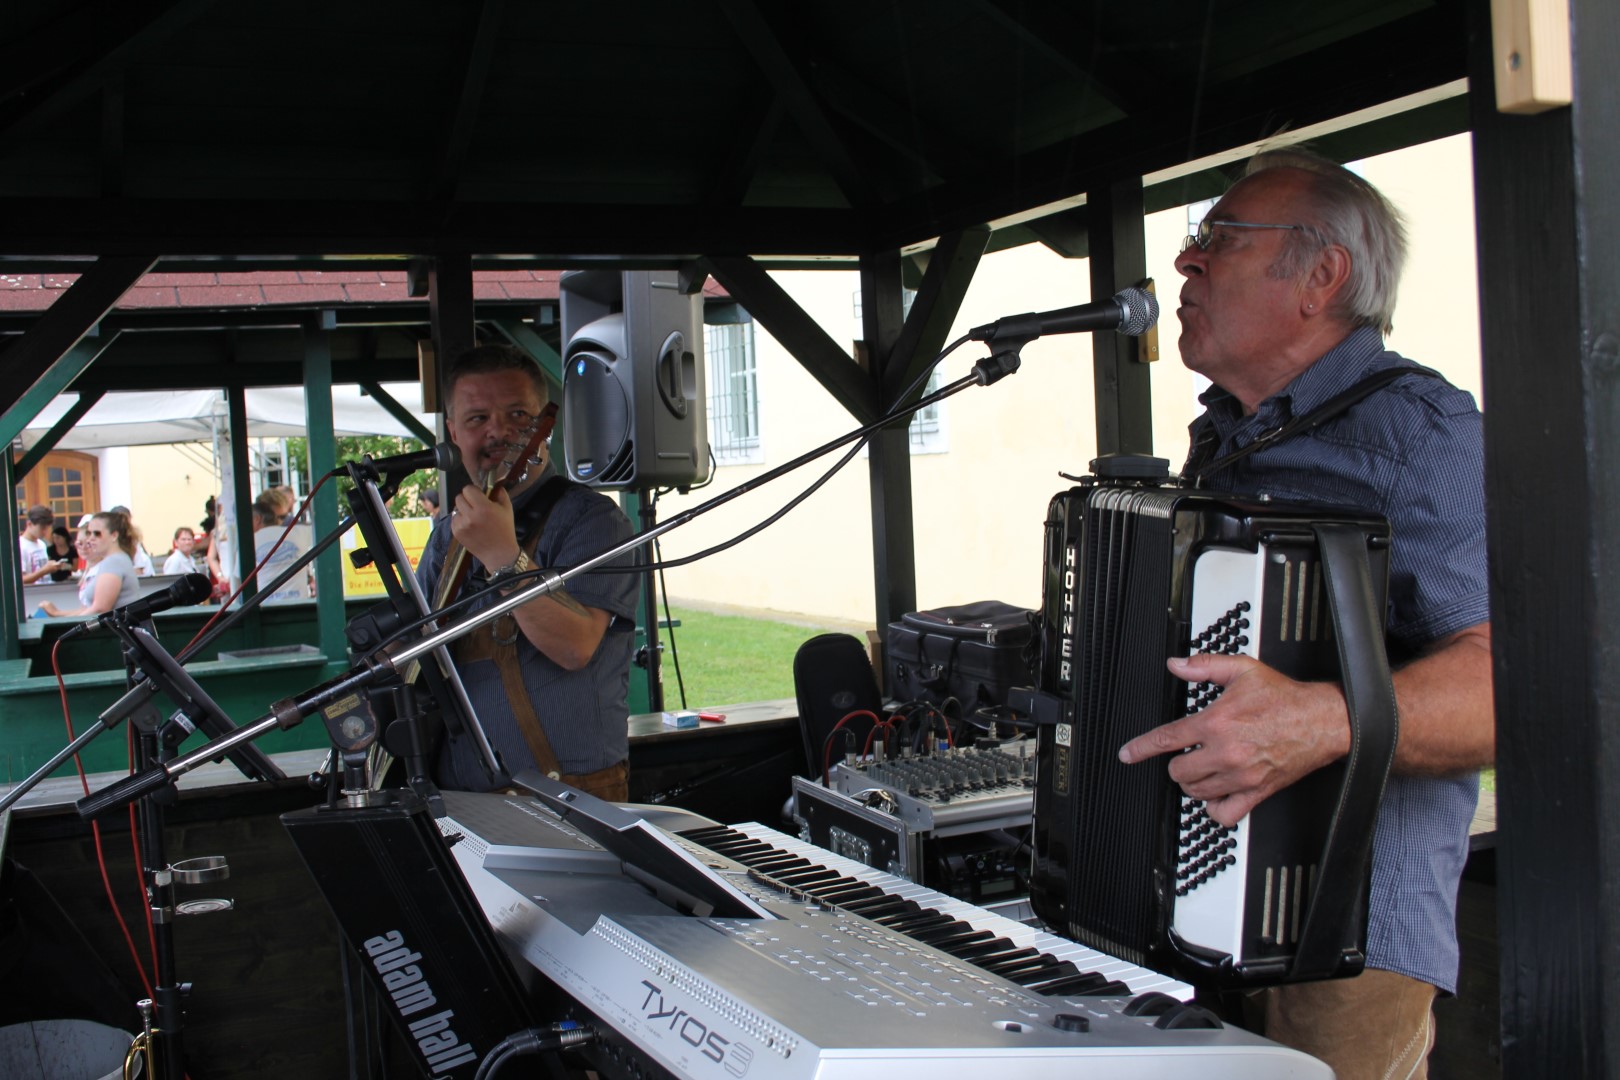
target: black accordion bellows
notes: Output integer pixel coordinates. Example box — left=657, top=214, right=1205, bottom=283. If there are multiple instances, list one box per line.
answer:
left=1025, top=476, right=1397, bottom=989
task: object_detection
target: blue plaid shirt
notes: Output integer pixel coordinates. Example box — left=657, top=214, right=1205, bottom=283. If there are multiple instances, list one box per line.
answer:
left=1186, top=326, right=1487, bottom=993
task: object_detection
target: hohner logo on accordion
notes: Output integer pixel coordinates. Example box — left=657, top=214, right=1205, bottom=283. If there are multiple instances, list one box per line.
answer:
left=1025, top=472, right=1396, bottom=989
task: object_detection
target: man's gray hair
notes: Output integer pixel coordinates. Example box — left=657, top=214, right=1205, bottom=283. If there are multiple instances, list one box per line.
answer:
left=1244, top=148, right=1408, bottom=335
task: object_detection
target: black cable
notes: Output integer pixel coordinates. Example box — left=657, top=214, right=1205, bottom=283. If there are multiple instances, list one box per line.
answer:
left=472, top=1023, right=594, bottom=1080
left=365, top=435, right=867, bottom=661
left=634, top=433, right=867, bottom=573
left=654, top=533, right=689, bottom=709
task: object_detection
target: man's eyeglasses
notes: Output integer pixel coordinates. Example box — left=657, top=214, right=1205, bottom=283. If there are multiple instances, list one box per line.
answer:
left=1181, top=219, right=1308, bottom=253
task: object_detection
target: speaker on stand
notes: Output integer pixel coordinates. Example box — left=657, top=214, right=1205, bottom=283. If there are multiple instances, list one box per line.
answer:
left=560, top=270, right=712, bottom=713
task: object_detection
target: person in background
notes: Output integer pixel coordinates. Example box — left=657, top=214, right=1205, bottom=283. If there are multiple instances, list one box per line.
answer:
left=253, top=494, right=309, bottom=602
left=163, top=526, right=207, bottom=575
left=196, top=496, right=217, bottom=563
left=46, top=525, right=76, bottom=581
left=110, top=504, right=155, bottom=576
left=419, top=486, right=442, bottom=521
left=39, top=510, right=141, bottom=617
left=18, top=505, right=66, bottom=584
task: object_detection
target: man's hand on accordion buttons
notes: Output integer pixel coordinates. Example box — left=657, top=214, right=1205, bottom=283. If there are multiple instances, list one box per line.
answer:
left=1116, top=652, right=1352, bottom=828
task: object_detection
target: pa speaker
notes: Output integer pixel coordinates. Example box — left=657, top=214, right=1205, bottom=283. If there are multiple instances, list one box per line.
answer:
left=560, top=270, right=711, bottom=490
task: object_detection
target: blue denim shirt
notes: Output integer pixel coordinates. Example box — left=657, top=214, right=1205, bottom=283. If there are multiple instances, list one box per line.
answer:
left=1186, top=325, right=1488, bottom=993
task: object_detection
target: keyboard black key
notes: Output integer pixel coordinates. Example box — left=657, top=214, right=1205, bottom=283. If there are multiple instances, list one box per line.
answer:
left=806, top=882, right=884, bottom=904
left=773, top=867, right=844, bottom=887
left=842, top=897, right=918, bottom=920
left=953, top=936, right=1018, bottom=960
left=914, top=927, right=994, bottom=950
left=880, top=911, right=954, bottom=934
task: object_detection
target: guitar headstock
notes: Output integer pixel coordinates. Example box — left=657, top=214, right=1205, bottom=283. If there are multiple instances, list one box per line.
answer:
left=482, top=401, right=558, bottom=493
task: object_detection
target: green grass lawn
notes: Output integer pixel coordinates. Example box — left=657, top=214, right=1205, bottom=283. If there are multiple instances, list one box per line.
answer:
left=658, top=605, right=837, bottom=709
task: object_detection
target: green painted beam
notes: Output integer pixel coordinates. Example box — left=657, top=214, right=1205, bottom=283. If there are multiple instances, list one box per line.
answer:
left=1, top=453, right=21, bottom=657
left=491, top=318, right=564, bottom=388
left=14, top=390, right=105, bottom=477
left=0, top=330, right=123, bottom=447
left=359, top=380, right=434, bottom=444
left=0, top=255, right=152, bottom=431
left=303, top=323, right=346, bottom=660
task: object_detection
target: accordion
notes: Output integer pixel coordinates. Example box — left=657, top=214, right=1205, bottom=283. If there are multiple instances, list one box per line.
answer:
left=1024, top=471, right=1398, bottom=989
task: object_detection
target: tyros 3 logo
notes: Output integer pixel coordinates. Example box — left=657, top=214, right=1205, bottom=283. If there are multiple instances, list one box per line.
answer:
left=639, top=980, right=754, bottom=1077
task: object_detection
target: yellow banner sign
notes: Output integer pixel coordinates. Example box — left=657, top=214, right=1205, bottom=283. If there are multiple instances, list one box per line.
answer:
left=341, top=517, right=436, bottom=597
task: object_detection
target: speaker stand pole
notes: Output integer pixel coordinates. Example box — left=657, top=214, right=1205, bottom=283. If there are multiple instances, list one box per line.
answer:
left=636, top=487, right=665, bottom=713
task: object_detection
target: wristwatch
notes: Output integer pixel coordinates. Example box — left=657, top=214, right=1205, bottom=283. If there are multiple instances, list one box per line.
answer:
left=488, top=550, right=534, bottom=583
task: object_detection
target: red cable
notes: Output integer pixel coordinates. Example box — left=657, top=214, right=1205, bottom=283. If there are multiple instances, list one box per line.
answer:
left=821, top=709, right=883, bottom=784
left=860, top=715, right=899, bottom=758
left=52, top=639, right=155, bottom=1000
left=185, top=475, right=332, bottom=653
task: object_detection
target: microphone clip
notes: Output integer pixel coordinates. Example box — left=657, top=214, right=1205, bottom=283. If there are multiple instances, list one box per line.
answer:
left=973, top=350, right=1023, bottom=386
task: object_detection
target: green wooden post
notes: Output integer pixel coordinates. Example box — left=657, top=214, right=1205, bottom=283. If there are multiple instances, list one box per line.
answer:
left=303, top=317, right=346, bottom=662
left=2, top=452, right=22, bottom=658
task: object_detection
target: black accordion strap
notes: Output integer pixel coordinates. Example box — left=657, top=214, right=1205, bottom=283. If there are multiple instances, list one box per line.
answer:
left=1183, top=363, right=1446, bottom=485
left=1289, top=522, right=1400, bottom=980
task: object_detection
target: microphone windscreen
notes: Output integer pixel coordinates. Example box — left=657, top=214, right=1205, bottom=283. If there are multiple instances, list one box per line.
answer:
left=1114, top=287, right=1160, bottom=337
left=176, top=573, right=213, bottom=607
left=433, top=443, right=461, bottom=472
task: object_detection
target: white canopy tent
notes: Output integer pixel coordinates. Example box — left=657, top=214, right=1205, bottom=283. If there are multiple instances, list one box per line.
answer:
left=21, top=384, right=433, bottom=449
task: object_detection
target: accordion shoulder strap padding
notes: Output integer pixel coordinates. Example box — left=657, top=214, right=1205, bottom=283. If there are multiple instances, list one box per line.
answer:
left=1289, top=522, right=1400, bottom=980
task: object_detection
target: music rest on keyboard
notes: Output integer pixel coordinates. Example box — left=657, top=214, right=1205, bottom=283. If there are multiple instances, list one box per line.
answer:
left=437, top=789, right=1329, bottom=1080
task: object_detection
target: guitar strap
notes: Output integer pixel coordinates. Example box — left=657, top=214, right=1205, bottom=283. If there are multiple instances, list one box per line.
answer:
left=449, top=475, right=578, bottom=779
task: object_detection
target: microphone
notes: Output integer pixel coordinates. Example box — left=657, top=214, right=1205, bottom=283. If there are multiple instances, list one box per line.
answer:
left=969, top=286, right=1159, bottom=342
left=70, top=574, right=212, bottom=635
left=333, top=442, right=460, bottom=478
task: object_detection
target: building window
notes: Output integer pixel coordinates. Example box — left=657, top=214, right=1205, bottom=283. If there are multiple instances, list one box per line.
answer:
left=907, top=370, right=946, bottom=453
left=705, top=313, right=763, bottom=464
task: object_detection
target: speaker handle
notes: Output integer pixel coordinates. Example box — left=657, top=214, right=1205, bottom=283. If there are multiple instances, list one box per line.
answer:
left=656, top=331, right=689, bottom=419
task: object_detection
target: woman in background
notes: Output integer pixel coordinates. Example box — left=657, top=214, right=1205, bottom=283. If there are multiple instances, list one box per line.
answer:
left=46, top=524, right=75, bottom=581
left=39, top=510, right=141, bottom=617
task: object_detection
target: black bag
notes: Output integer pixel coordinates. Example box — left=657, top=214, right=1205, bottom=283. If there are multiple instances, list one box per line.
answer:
left=886, top=600, right=1037, bottom=713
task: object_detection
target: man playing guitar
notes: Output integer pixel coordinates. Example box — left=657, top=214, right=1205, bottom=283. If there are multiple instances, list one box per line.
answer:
left=417, top=344, right=641, bottom=800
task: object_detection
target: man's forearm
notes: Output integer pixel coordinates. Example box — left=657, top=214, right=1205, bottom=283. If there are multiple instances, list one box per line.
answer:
left=1389, top=622, right=1494, bottom=776
left=508, top=583, right=610, bottom=671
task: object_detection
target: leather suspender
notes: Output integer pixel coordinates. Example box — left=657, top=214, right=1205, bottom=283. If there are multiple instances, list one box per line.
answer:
left=446, top=476, right=577, bottom=778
